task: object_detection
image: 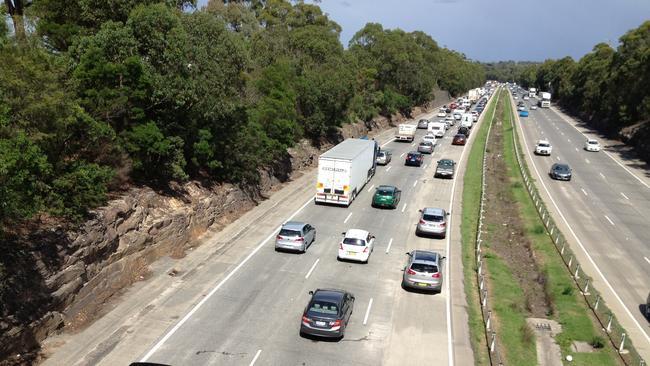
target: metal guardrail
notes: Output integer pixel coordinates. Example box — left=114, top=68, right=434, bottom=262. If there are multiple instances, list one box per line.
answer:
left=508, top=94, right=646, bottom=366
left=474, top=90, right=504, bottom=366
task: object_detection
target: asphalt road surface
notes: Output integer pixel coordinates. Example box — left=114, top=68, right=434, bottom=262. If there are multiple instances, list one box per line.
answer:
left=514, top=95, right=650, bottom=359
left=42, top=96, right=494, bottom=366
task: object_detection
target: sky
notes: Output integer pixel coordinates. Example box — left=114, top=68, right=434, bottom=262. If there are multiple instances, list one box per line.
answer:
left=197, top=0, right=650, bottom=62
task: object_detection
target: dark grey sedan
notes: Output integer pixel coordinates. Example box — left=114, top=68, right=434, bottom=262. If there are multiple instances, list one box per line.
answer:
left=550, top=163, right=572, bottom=181
left=300, top=289, right=354, bottom=339
left=435, top=159, right=456, bottom=178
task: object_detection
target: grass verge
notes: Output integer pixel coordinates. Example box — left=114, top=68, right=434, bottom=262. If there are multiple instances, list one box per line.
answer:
left=460, top=91, right=499, bottom=366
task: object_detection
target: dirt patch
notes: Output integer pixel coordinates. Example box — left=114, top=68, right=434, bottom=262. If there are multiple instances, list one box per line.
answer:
left=483, top=100, right=552, bottom=317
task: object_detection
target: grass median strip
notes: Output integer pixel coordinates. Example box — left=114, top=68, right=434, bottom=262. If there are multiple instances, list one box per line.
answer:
left=461, top=91, right=498, bottom=366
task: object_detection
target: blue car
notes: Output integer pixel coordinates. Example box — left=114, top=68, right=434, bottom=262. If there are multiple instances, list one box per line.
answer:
left=519, top=110, right=529, bottom=117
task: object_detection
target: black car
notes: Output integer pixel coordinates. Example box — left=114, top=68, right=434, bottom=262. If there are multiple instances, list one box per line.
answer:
left=300, top=289, right=354, bottom=339
left=458, top=126, right=470, bottom=137
left=405, top=151, right=424, bottom=166
left=550, top=163, right=572, bottom=181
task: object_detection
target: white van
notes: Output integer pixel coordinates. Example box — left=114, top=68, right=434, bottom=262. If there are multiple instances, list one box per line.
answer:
left=461, top=113, right=473, bottom=129
left=427, top=122, right=446, bottom=138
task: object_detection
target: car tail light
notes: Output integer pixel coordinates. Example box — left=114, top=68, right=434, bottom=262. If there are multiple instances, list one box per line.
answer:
left=276, top=235, right=282, bottom=240
left=339, top=243, right=343, bottom=250
left=432, top=272, right=441, bottom=278
left=440, top=222, right=446, bottom=227
left=406, top=268, right=416, bottom=275
left=363, top=247, right=368, bottom=253
left=302, top=315, right=311, bottom=324
left=295, top=237, right=304, bottom=242
left=419, top=219, right=426, bottom=225
left=330, top=319, right=342, bottom=327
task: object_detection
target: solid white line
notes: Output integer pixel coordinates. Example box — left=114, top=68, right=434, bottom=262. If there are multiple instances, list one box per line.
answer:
left=553, top=108, right=650, bottom=189
left=621, top=192, right=629, bottom=200
left=343, top=212, right=352, bottom=224
left=386, top=166, right=392, bottom=172
left=381, top=139, right=393, bottom=148
left=400, top=152, right=405, bottom=158
left=305, top=258, right=320, bottom=279
left=363, top=298, right=374, bottom=325
left=645, top=257, right=650, bottom=265
left=516, top=106, right=650, bottom=346
left=401, top=203, right=407, bottom=213
left=385, top=238, right=393, bottom=254
left=367, top=184, right=375, bottom=193
left=413, top=180, right=418, bottom=188
left=599, top=172, right=605, bottom=179
left=139, top=197, right=314, bottom=362
left=249, top=350, right=262, bottom=366
left=604, top=215, right=615, bottom=226
left=581, top=188, right=588, bottom=196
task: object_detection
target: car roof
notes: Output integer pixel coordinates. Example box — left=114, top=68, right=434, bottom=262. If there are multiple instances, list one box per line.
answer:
left=345, top=228, right=369, bottom=239
left=422, top=207, right=445, bottom=216
left=282, top=221, right=306, bottom=230
left=412, top=250, right=440, bottom=264
left=313, top=289, right=346, bottom=302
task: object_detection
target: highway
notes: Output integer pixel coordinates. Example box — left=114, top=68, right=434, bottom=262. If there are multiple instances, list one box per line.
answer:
left=513, top=94, right=650, bottom=359
left=42, top=96, right=493, bottom=366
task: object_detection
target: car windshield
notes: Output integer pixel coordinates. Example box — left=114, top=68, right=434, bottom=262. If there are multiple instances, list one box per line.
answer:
left=410, top=263, right=438, bottom=273
left=279, top=229, right=301, bottom=237
left=423, top=214, right=444, bottom=222
left=308, top=301, right=339, bottom=317
left=343, top=238, right=365, bottom=246
left=377, top=188, right=393, bottom=195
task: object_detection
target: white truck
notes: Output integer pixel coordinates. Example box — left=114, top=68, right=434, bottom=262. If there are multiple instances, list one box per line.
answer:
left=468, top=88, right=480, bottom=103
left=528, top=88, right=537, bottom=98
left=539, top=92, right=551, bottom=108
left=461, top=113, right=474, bottom=129
left=396, top=124, right=416, bottom=142
left=428, top=121, right=446, bottom=137
left=315, top=138, right=378, bottom=206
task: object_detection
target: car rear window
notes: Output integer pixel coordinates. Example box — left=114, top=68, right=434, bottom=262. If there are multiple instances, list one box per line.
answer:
left=377, top=188, right=393, bottom=195
left=538, top=143, right=550, bottom=147
left=423, top=214, right=444, bottom=222
left=343, top=238, right=365, bottom=246
left=279, top=229, right=301, bottom=237
left=308, top=301, right=339, bottom=316
left=410, top=263, right=438, bottom=273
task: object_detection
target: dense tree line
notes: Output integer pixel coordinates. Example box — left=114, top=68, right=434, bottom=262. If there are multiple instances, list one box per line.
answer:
left=0, top=0, right=484, bottom=229
left=485, top=21, right=649, bottom=136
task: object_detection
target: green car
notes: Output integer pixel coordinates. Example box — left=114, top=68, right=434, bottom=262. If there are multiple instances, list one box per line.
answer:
left=372, top=185, right=401, bottom=209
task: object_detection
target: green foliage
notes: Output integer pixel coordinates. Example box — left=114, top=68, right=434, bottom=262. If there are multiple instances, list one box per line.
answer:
left=48, top=161, right=114, bottom=221
left=0, top=132, right=51, bottom=224
left=121, top=122, right=188, bottom=181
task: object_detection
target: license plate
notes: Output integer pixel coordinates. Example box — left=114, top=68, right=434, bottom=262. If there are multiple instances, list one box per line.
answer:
left=327, top=195, right=336, bottom=200
left=315, top=321, right=326, bottom=326
left=347, top=251, right=356, bottom=255
left=417, top=283, right=429, bottom=287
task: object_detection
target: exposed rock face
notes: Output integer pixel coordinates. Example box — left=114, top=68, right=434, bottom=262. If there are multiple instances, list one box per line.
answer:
left=0, top=96, right=449, bottom=365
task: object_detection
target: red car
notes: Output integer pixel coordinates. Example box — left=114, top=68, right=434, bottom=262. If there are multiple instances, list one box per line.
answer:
left=452, top=134, right=467, bottom=145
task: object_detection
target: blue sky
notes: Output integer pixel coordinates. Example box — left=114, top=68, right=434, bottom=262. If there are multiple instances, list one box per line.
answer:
left=199, top=0, right=650, bottom=62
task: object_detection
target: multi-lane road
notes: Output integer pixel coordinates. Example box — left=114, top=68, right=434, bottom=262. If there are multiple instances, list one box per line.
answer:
left=43, top=96, right=494, bottom=366
left=514, top=94, right=650, bottom=359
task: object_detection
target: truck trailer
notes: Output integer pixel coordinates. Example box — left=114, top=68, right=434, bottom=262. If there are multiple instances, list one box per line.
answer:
left=315, top=139, right=379, bottom=206
left=395, top=124, right=416, bottom=142
left=539, top=92, right=551, bottom=108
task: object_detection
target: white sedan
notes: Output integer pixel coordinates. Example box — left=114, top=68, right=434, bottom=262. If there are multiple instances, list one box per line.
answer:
left=338, top=229, right=375, bottom=263
left=584, top=139, right=601, bottom=152
left=422, top=134, right=437, bottom=143
left=437, top=111, right=447, bottom=118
